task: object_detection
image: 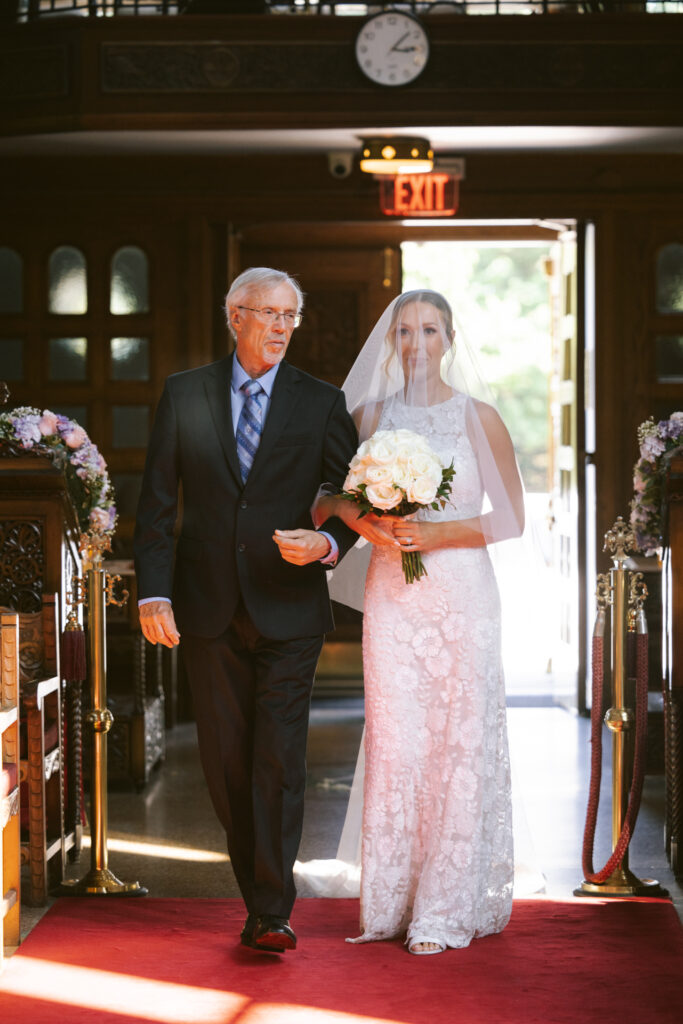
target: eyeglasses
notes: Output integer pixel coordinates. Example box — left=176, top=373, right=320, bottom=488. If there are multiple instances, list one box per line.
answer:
left=237, top=306, right=302, bottom=328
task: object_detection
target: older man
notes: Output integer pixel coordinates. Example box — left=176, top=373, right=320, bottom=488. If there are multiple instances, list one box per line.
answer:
left=134, top=267, right=358, bottom=952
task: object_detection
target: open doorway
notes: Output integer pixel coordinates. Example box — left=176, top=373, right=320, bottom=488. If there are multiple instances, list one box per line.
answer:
left=401, top=231, right=578, bottom=703
left=239, top=217, right=587, bottom=710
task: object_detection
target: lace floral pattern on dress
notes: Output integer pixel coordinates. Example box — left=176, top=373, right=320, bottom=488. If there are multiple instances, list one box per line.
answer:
left=352, top=392, right=513, bottom=950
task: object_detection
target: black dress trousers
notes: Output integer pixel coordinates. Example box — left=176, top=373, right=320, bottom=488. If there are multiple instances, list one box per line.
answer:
left=181, top=598, right=324, bottom=918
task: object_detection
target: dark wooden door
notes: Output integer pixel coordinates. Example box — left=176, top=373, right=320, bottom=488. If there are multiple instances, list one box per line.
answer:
left=238, top=235, right=401, bottom=388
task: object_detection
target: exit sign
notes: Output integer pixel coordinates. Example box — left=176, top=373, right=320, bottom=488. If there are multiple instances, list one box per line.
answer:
left=380, top=173, right=459, bottom=217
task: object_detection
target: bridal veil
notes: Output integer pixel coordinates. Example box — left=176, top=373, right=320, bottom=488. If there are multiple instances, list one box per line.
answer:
left=295, top=289, right=544, bottom=898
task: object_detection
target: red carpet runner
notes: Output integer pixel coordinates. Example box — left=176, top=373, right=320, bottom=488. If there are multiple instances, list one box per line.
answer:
left=1, top=897, right=681, bottom=1024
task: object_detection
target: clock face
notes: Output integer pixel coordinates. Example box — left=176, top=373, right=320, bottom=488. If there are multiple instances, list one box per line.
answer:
left=355, top=12, right=429, bottom=88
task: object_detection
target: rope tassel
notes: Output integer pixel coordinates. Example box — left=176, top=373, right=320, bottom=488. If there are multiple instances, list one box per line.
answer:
left=61, top=611, right=86, bottom=683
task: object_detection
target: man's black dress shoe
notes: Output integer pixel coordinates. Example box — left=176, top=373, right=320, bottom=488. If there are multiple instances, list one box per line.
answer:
left=252, top=915, right=297, bottom=952
left=240, top=913, right=291, bottom=953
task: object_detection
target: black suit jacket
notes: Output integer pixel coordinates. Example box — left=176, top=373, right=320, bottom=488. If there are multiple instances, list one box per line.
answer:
left=134, top=355, right=359, bottom=640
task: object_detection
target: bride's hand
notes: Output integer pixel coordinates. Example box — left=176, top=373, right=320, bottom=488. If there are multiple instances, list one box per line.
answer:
left=393, top=520, right=442, bottom=553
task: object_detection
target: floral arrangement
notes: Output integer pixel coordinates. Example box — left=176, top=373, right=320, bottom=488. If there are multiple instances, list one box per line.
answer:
left=630, top=412, right=683, bottom=556
left=0, top=406, right=117, bottom=539
left=340, top=428, right=454, bottom=583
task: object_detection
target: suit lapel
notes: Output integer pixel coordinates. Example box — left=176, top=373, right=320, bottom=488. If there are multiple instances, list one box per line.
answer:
left=204, top=354, right=242, bottom=485
left=247, top=361, right=299, bottom=485
left=203, top=356, right=301, bottom=488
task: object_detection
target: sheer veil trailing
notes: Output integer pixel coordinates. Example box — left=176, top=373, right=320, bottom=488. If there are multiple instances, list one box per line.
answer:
left=294, top=290, right=545, bottom=898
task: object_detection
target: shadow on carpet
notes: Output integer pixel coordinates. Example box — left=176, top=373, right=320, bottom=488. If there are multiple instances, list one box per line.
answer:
left=1, top=897, right=681, bottom=1024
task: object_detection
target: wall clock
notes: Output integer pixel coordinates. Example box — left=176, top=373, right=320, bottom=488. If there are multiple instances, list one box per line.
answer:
left=355, top=11, right=430, bottom=88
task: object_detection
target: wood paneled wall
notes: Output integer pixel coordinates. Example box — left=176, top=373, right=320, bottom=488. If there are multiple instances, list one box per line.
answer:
left=1, top=148, right=683, bottom=569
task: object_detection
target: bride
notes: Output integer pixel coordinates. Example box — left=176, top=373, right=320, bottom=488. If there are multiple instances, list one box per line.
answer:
left=301, top=290, right=526, bottom=955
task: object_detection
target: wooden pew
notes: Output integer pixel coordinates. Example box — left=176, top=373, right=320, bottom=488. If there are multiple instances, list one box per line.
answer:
left=1, top=611, right=21, bottom=969
left=662, top=450, right=683, bottom=877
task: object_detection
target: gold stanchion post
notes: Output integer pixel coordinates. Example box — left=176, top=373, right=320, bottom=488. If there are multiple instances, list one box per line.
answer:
left=59, top=536, right=147, bottom=896
left=575, top=517, right=664, bottom=897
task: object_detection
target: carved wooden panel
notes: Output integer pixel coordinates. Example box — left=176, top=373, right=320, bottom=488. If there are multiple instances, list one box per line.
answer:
left=423, top=42, right=683, bottom=92
left=102, top=43, right=240, bottom=92
left=98, top=39, right=683, bottom=94
left=14, top=610, right=44, bottom=685
left=0, top=520, right=44, bottom=614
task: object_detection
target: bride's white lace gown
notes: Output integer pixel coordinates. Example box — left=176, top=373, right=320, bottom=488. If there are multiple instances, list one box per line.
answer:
left=353, top=392, right=514, bottom=949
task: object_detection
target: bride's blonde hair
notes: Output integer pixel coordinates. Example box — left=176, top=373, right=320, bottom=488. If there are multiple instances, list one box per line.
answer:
left=388, top=289, right=454, bottom=337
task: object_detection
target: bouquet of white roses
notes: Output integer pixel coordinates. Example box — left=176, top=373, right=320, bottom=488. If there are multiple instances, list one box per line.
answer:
left=340, top=429, right=454, bottom=584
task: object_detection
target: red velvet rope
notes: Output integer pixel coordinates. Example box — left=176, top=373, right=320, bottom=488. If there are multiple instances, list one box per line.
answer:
left=581, top=626, right=649, bottom=884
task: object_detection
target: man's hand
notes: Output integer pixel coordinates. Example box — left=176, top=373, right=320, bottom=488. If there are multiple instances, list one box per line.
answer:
left=139, top=601, right=180, bottom=648
left=273, top=529, right=331, bottom=566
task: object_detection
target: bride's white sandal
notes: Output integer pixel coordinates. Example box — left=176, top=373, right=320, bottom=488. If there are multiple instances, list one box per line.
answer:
left=407, top=937, right=446, bottom=956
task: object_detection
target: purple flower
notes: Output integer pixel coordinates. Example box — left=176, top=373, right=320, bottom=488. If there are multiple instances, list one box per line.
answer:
left=640, top=435, right=666, bottom=461
left=70, top=441, right=106, bottom=477
left=657, top=419, right=683, bottom=441
left=11, top=413, right=42, bottom=447
left=3, top=405, right=116, bottom=540
left=632, top=412, right=683, bottom=555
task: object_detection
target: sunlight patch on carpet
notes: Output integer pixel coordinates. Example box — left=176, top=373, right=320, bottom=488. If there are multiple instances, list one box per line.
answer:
left=0, top=956, right=246, bottom=1023
left=241, top=1007, right=408, bottom=1024
left=81, top=834, right=229, bottom=863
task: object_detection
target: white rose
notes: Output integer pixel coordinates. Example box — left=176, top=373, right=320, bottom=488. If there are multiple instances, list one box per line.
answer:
left=344, top=468, right=365, bottom=492
left=408, top=451, right=442, bottom=482
left=395, top=443, right=415, bottom=464
left=366, top=437, right=397, bottom=466
left=391, top=463, right=412, bottom=489
left=406, top=474, right=439, bottom=505
left=365, top=464, right=395, bottom=486
left=365, top=483, right=403, bottom=511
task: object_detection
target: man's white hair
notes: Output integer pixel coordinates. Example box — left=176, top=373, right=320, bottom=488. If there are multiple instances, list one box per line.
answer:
left=225, top=267, right=304, bottom=338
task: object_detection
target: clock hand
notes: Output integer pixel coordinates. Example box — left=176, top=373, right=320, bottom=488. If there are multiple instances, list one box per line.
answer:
left=389, top=31, right=418, bottom=55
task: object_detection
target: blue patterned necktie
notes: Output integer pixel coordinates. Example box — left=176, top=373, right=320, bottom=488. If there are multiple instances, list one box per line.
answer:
left=236, top=378, right=263, bottom=482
